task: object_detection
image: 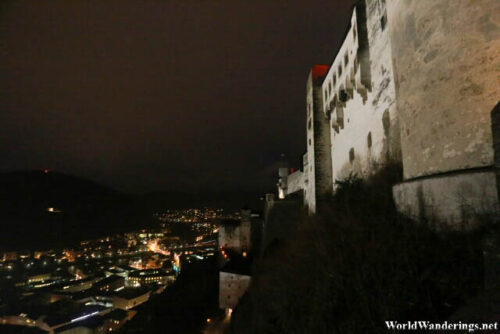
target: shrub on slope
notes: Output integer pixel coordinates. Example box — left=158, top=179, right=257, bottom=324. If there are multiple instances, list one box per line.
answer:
left=229, top=166, right=484, bottom=334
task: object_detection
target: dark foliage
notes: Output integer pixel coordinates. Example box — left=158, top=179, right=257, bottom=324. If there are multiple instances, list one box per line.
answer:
left=229, top=165, right=486, bottom=333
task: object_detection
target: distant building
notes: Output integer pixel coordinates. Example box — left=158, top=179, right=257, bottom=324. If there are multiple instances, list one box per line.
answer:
left=93, top=275, right=124, bottom=293
left=53, top=308, right=136, bottom=333
left=0, top=302, right=110, bottom=333
left=127, top=269, right=175, bottom=287
left=218, top=219, right=251, bottom=254
left=111, top=288, right=151, bottom=310
left=27, top=273, right=51, bottom=285
left=219, top=258, right=252, bottom=310
left=218, top=209, right=263, bottom=312
left=2, top=252, right=18, bottom=262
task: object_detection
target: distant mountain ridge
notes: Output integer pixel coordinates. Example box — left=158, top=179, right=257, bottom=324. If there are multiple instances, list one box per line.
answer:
left=0, top=170, right=144, bottom=252
left=0, top=170, right=126, bottom=208
left=0, top=170, right=263, bottom=251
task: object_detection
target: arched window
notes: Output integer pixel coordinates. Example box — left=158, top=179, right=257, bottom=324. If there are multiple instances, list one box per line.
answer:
left=382, top=110, right=390, bottom=134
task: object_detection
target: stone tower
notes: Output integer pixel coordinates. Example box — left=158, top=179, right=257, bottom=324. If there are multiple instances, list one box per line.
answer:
left=304, top=65, right=332, bottom=213
left=388, top=0, right=500, bottom=225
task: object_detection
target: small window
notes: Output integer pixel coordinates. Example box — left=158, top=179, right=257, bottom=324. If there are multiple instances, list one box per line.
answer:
left=338, top=64, right=342, bottom=76
left=349, top=148, right=355, bottom=163
left=367, top=132, right=372, bottom=148
left=382, top=109, right=390, bottom=133
left=329, top=82, right=332, bottom=93
left=353, top=25, right=357, bottom=40
left=381, top=13, right=387, bottom=31
left=324, top=90, right=328, bottom=101
left=309, top=139, right=312, bottom=146
left=333, top=75, right=337, bottom=86
left=339, top=89, right=348, bottom=102
left=344, top=53, right=349, bottom=67
left=308, top=119, right=312, bottom=130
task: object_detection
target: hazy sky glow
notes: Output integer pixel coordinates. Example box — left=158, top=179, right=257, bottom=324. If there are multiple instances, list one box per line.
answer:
left=1, top=0, right=355, bottom=194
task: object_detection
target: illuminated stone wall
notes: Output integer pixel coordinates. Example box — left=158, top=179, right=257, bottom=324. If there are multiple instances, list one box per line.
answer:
left=218, top=220, right=251, bottom=253
left=219, top=271, right=251, bottom=309
left=322, top=0, right=400, bottom=185
left=388, top=0, right=500, bottom=225
left=387, top=0, right=499, bottom=179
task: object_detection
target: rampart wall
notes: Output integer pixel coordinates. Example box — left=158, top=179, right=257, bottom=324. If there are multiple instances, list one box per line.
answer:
left=388, top=0, right=500, bottom=225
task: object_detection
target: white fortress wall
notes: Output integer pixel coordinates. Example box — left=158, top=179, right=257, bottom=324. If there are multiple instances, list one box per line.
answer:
left=303, top=151, right=315, bottom=213
left=285, top=169, right=304, bottom=196
left=219, top=271, right=251, bottom=309
left=387, top=0, right=499, bottom=180
left=387, top=0, right=500, bottom=225
left=365, top=0, right=400, bottom=162
left=322, top=0, right=399, bottom=186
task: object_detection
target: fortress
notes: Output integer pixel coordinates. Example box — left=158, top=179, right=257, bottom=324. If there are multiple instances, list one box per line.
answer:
left=218, top=0, right=499, bottom=316
left=277, top=0, right=500, bottom=226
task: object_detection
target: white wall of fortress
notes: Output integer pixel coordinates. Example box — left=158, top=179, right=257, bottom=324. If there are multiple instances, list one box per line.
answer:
left=219, top=271, right=251, bottom=309
left=303, top=151, right=314, bottom=212
left=387, top=0, right=500, bottom=225
left=322, top=0, right=400, bottom=186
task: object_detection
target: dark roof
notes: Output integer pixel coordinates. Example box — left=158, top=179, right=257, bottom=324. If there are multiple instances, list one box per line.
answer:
left=42, top=277, right=96, bottom=293
left=43, top=305, right=106, bottom=327
left=111, top=287, right=151, bottom=300
left=0, top=325, right=47, bottom=334
left=219, top=219, right=241, bottom=227
left=221, top=256, right=252, bottom=276
left=93, top=275, right=124, bottom=287
left=54, top=315, right=104, bottom=332
left=103, top=308, right=129, bottom=321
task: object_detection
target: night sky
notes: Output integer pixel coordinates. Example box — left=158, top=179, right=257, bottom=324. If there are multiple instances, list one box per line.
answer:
left=1, top=0, right=356, bottom=195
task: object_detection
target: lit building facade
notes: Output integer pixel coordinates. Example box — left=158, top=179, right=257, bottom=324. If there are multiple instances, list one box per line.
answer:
left=127, top=269, right=175, bottom=287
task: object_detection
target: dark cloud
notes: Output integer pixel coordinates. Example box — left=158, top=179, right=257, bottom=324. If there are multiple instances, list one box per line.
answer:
left=0, top=0, right=356, bottom=194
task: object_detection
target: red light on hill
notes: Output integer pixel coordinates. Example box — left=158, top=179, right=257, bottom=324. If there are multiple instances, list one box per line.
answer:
left=44, top=169, right=49, bottom=174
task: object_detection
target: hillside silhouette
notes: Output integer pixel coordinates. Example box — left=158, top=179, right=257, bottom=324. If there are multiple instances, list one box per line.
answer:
left=0, top=170, right=146, bottom=251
